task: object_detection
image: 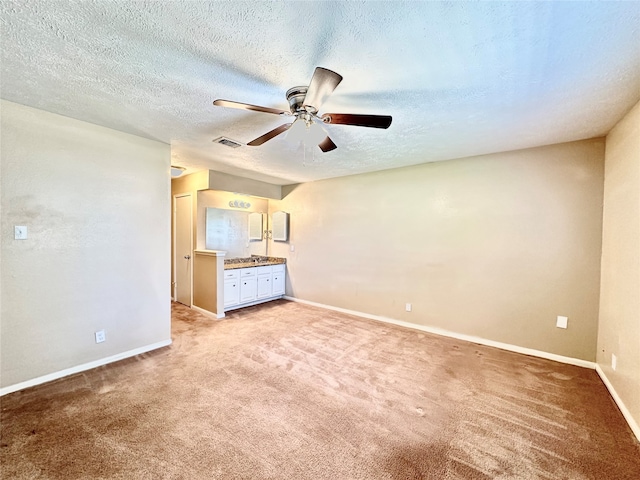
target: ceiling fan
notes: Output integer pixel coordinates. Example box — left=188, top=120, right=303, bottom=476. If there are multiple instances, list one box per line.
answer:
left=213, top=67, right=392, bottom=153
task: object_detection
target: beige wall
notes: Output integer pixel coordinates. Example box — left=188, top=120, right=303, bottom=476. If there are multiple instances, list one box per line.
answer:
left=192, top=251, right=225, bottom=317
left=597, top=100, right=640, bottom=427
left=269, top=139, right=605, bottom=361
left=0, top=100, right=172, bottom=389
left=172, top=170, right=210, bottom=196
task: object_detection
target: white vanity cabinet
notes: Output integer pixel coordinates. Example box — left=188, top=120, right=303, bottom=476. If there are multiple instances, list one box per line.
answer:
left=224, top=264, right=286, bottom=311
left=223, top=270, right=240, bottom=308
left=256, top=266, right=273, bottom=299
left=271, top=264, right=285, bottom=296
left=239, top=268, right=258, bottom=303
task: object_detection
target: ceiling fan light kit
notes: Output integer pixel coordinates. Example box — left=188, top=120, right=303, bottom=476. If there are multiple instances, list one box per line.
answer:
left=286, top=116, right=326, bottom=145
left=213, top=67, right=392, bottom=154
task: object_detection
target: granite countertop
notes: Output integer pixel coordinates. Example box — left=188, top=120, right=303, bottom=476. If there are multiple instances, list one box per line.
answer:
left=224, top=256, right=286, bottom=270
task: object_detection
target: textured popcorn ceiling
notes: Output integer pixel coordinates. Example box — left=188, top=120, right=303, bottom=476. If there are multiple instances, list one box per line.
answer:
left=2, top=1, right=639, bottom=185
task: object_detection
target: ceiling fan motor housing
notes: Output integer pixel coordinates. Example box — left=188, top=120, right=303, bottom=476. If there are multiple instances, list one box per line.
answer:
left=286, top=86, right=310, bottom=113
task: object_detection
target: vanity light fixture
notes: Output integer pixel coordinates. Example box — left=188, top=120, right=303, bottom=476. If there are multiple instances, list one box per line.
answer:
left=229, top=200, right=251, bottom=209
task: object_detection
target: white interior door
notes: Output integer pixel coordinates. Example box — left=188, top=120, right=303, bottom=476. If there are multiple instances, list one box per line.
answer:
left=174, top=194, right=192, bottom=306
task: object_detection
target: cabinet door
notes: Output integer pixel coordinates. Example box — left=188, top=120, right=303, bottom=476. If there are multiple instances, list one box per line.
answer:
left=240, top=276, right=258, bottom=303
left=257, top=274, right=272, bottom=299
left=224, top=280, right=240, bottom=307
left=272, top=270, right=285, bottom=296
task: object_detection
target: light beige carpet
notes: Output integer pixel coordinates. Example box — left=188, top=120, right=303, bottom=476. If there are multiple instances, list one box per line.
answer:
left=1, top=300, right=639, bottom=479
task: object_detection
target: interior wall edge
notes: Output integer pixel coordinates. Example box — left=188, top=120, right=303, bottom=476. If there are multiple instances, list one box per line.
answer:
left=0, top=339, right=172, bottom=398
left=191, top=304, right=225, bottom=320
left=283, top=296, right=596, bottom=369
left=596, top=97, right=640, bottom=435
left=595, top=364, right=640, bottom=442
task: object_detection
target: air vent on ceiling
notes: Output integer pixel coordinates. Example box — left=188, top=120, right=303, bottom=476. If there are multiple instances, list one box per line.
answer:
left=212, top=136, right=243, bottom=148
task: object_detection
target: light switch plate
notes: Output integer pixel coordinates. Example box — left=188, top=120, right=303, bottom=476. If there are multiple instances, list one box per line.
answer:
left=556, top=316, right=568, bottom=329
left=14, top=226, right=28, bottom=240
left=612, top=353, right=617, bottom=371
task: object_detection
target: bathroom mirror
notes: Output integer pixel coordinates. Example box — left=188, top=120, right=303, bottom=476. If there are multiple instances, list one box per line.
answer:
left=205, top=208, right=266, bottom=258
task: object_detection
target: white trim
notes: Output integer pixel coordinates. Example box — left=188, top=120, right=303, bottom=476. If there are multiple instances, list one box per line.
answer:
left=0, top=339, right=172, bottom=397
left=192, top=305, right=225, bottom=319
left=595, top=364, right=640, bottom=442
left=193, top=249, right=226, bottom=257
left=284, top=296, right=596, bottom=369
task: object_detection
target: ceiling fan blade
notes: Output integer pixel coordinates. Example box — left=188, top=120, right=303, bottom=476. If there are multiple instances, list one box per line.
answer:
left=302, top=67, right=343, bottom=112
left=247, top=123, right=293, bottom=146
left=322, top=113, right=392, bottom=129
left=213, top=99, right=289, bottom=116
left=318, top=136, right=337, bottom=153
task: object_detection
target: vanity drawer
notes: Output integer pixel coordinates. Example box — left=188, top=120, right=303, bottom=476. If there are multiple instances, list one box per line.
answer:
left=256, top=265, right=272, bottom=275
left=271, top=264, right=285, bottom=274
left=223, top=270, right=239, bottom=280
left=240, top=267, right=257, bottom=277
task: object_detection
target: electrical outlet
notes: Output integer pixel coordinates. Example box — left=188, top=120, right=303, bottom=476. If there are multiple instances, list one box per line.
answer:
left=405, top=303, right=412, bottom=312
left=290, top=244, right=295, bottom=252
left=556, top=316, right=568, bottom=329
left=95, top=330, right=106, bottom=343
left=612, top=354, right=617, bottom=371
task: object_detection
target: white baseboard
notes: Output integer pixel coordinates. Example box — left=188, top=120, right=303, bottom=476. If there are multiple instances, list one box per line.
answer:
left=595, top=364, right=640, bottom=442
left=284, top=296, right=596, bottom=369
left=192, top=305, right=225, bottom=319
left=0, top=339, right=172, bottom=397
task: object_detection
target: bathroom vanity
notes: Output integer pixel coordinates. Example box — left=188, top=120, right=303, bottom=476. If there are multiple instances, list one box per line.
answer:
left=192, top=252, right=286, bottom=318
left=223, top=257, right=286, bottom=311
